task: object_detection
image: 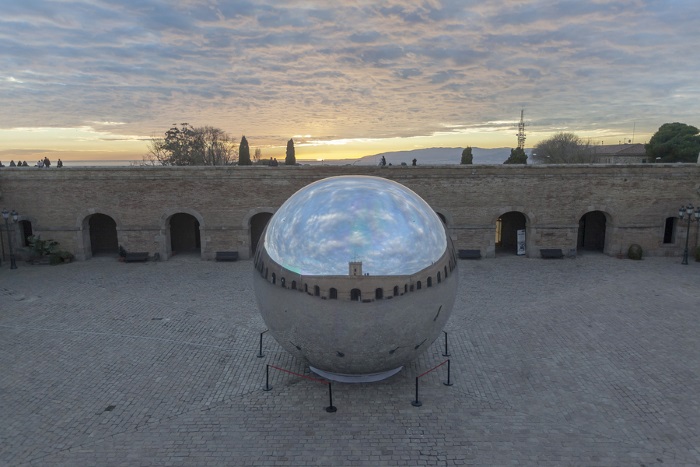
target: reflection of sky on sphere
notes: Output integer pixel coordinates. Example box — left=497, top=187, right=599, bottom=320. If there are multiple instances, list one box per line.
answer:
left=264, top=176, right=447, bottom=276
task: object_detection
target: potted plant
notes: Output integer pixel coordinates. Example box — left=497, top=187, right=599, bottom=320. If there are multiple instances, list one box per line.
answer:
left=627, top=244, right=643, bottom=260
left=49, top=250, right=75, bottom=265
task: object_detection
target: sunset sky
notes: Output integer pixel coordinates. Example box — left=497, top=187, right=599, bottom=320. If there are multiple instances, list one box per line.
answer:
left=2, top=0, right=700, bottom=162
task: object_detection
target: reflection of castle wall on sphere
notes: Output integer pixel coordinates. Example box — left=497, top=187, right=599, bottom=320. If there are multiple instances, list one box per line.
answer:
left=253, top=176, right=459, bottom=380
left=253, top=247, right=458, bottom=375
left=254, top=245, right=456, bottom=302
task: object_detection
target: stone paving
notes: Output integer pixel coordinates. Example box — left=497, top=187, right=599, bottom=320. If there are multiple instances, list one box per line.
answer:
left=1, top=253, right=699, bottom=466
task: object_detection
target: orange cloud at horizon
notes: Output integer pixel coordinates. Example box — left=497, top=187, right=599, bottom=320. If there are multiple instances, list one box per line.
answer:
left=0, top=124, right=655, bottom=164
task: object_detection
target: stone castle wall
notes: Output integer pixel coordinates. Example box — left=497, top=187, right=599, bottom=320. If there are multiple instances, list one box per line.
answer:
left=1, top=164, right=699, bottom=261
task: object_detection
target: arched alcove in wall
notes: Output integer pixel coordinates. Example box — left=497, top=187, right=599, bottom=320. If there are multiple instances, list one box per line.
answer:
left=169, top=213, right=201, bottom=255
left=86, top=213, right=119, bottom=256
left=495, top=211, right=527, bottom=255
left=578, top=211, right=608, bottom=252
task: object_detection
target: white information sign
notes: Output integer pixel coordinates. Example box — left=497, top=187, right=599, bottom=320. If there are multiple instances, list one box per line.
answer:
left=517, top=229, right=526, bottom=256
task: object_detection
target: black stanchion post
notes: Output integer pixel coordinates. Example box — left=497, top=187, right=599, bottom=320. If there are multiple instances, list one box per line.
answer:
left=257, top=329, right=268, bottom=358
left=411, top=377, right=422, bottom=407
left=325, top=383, right=337, bottom=413
left=263, top=364, right=272, bottom=391
left=444, top=359, right=453, bottom=386
left=442, top=330, right=450, bottom=357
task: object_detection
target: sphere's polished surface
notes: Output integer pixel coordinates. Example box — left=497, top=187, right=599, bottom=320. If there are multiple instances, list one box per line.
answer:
left=264, top=176, right=446, bottom=276
left=254, top=176, right=458, bottom=381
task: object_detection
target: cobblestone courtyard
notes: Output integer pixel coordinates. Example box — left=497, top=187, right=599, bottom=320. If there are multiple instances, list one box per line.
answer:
left=1, top=254, right=699, bottom=466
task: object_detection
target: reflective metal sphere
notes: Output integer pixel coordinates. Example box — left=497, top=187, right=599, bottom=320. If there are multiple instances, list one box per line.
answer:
left=254, top=176, right=458, bottom=382
left=264, top=176, right=447, bottom=276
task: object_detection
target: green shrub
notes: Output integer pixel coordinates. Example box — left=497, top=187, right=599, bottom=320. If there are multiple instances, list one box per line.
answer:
left=47, top=250, right=75, bottom=264
left=695, top=246, right=700, bottom=262
left=49, top=254, right=63, bottom=265
left=58, top=251, right=74, bottom=262
left=628, top=244, right=643, bottom=260
left=27, top=235, right=59, bottom=258
left=27, top=236, right=73, bottom=264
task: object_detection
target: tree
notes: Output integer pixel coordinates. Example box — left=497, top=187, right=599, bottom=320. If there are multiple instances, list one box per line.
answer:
left=254, top=147, right=262, bottom=163
left=285, top=138, right=296, bottom=165
left=531, top=132, right=594, bottom=164
left=645, top=122, right=700, bottom=163
left=460, top=147, right=473, bottom=164
left=238, top=136, right=251, bottom=165
left=147, top=123, right=198, bottom=166
left=147, top=123, right=237, bottom=166
left=503, top=147, right=527, bottom=164
left=200, top=126, right=237, bottom=165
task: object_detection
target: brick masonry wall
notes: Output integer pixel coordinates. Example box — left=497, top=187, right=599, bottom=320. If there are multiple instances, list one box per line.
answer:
left=1, top=164, right=699, bottom=261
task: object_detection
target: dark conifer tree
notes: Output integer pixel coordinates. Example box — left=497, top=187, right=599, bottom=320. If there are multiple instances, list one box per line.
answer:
left=285, top=138, right=296, bottom=165
left=239, top=136, right=251, bottom=165
left=460, top=147, right=473, bottom=164
left=504, top=147, right=528, bottom=164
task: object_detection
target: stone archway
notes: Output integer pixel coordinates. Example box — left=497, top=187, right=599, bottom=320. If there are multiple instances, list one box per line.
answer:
left=578, top=211, right=607, bottom=252
left=169, top=213, right=201, bottom=255
left=250, top=212, right=273, bottom=255
left=88, top=214, right=119, bottom=256
left=496, top=211, right=527, bottom=255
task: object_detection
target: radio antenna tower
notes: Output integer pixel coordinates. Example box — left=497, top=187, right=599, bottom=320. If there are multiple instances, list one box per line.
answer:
left=517, top=109, right=526, bottom=150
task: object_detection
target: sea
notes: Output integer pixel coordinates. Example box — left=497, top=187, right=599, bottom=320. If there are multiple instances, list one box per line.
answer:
left=49, top=159, right=367, bottom=168
left=58, top=160, right=142, bottom=167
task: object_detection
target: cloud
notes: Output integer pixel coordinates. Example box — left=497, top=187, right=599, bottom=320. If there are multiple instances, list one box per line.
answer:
left=1, top=0, right=699, bottom=156
left=0, top=148, right=57, bottom=156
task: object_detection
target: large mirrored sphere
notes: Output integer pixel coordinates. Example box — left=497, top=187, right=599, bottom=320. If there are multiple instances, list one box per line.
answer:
left=265, top=176, right=447, bottom=275
left=253, top=176, right=458, bottom=382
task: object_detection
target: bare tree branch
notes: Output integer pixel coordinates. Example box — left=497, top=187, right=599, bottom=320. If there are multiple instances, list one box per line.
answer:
left=532, top=132, right=594, bottom=164
left=146, top=124, right=238, bottom=166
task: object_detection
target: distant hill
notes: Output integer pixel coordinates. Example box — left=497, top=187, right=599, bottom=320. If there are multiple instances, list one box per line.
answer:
left=352, top=147, right=529, bottom=165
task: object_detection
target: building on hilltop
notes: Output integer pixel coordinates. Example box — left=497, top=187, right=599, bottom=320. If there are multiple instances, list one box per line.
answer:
left=592, top=143, right=646, bottom=164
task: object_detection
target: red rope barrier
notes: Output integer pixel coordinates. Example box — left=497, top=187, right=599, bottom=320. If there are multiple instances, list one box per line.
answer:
left=268, top=364, right=329, bottom=385
left=417, top=359, right=449, bottom=379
